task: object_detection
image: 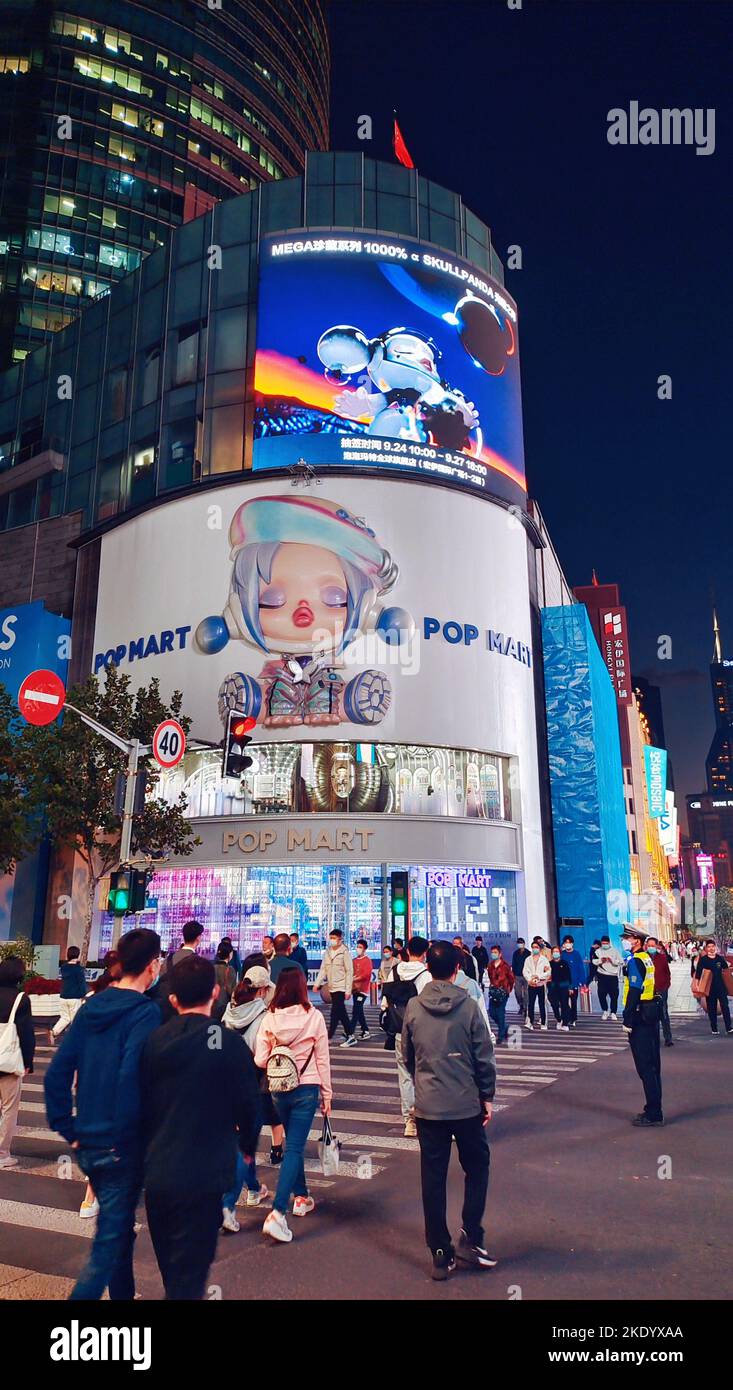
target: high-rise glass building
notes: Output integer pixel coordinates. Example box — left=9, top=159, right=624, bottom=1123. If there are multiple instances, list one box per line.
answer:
left=0, top=0, right=329, bottom=367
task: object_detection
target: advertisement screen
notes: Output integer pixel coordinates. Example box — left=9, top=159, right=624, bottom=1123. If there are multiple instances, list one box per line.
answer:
left=90, top=476, right=535, bottom=755
left=253, top=233, right=526, bottom=506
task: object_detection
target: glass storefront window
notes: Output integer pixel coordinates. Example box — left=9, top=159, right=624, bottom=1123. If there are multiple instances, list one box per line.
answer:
left=154, top=743, right=513, bottom=822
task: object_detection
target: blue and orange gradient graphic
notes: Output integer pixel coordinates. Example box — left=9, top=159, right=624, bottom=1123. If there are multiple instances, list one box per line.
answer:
left=253, top=235, right=527, bottom=506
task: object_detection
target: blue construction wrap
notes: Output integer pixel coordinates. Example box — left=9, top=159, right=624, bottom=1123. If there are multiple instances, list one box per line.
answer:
left=541, top=606, right=630, bottom=960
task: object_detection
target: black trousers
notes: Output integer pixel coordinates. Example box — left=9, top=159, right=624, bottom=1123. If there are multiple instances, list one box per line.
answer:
left=567, top=989, right=578, bottom=1024
left=350, top=992, right=368, bottom=1034
left=628, top=1017, right=663, bottom=1121
left=416, top=1114, right=490, bottom=1254
left=146, top=1190, right=222, bottom=1300
left=597, top=976, right=619, bottom=1013
left=706, top=985, right=732, bottom=1033
left=527, top=985, right=546, bottom=1024
left=548, top=984, right=571, bottom=1025
left=328, top=991, right=353, bottom=1038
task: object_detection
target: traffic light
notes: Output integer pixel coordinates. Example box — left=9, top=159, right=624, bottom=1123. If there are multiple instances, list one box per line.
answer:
left=107, top=867, right=149, bottom=915
left=390, top=869, right=410, bottom=941
left=108, top=868, right=131, bottom=914
left=222, top=710, right=256, bottom=778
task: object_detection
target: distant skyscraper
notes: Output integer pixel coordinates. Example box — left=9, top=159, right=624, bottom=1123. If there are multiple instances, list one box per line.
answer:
left=706, top=608, right=733, bottom=792
left=0, top=0, right=329, bottom=366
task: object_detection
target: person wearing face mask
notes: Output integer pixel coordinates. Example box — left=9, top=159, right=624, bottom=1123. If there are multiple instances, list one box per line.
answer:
left=511, top=939, right=531, bottom=1020
left=314, top=928, right=356, bottom=1047
left=378, top=944, right=396, bottom=989
left=596, top=934, right=622, bottom=1020
left=351, top=938, right=374, bottom=1040
left=621, top=924, right=663, bottom=1126
left=522, top=943, right=550, bottom=1029
left=645, top=938, right=674, bottom=1046
left=548, top=947, right=572, bottom=1029
left=486, top=947, right=514, bottom=1044
left=261, top=936, right=276, bottom=965
left=561, top=936, right=587, bottom=1028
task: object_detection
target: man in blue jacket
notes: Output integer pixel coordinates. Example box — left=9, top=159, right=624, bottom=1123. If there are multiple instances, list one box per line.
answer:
left=45, top=927, right=161, bottom=1301
left=561, top=935, right=587, bottom=1028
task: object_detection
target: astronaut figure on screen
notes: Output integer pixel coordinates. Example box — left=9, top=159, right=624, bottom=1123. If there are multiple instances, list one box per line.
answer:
left=194, top=494, right=414, bottom=728
left=317, top=324, right=482, bottom=455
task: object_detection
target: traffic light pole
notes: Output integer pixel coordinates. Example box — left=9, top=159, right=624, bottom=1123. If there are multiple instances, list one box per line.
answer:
left=64, top=700, right=150, bottom=867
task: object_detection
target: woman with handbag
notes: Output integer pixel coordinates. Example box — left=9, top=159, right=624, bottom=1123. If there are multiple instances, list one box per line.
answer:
left=0, top=956, right=35, bottom=1169
left=694, top=940, right=733, bottom=1035
left=255, top=967, right=332, bottom=1244
left=486, top=947, right=514, bottom=1043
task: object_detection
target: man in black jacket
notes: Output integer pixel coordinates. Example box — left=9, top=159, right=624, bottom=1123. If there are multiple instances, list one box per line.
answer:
left=141, top=954, right=260, bottom=1300
left=0, top=957, right=35, bottom=1169
left=472, top=937, right=490, bottom=986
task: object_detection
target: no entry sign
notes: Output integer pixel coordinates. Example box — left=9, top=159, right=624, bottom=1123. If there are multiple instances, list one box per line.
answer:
left=152, top=718, right=186, bottom=769
left=17, top=669, right=66, bottom=726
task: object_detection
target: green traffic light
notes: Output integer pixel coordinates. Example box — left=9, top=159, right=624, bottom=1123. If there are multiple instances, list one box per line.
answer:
left=393, top=896, right=406, bottom=915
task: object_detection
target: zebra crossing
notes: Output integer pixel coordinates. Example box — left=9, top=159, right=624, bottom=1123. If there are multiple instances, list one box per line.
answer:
left=0, top=1007, right=629, bottom=1297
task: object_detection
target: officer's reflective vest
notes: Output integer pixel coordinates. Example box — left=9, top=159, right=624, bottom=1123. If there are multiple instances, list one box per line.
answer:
left=622, top=949, right=656, bottom=1006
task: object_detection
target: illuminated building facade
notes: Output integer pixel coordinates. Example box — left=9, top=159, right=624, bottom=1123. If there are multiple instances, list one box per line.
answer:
left=0, top=0, right=329, bottom=367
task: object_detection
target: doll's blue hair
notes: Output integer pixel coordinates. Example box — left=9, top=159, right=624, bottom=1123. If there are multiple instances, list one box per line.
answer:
left=232, top=542, right=375, bottom=654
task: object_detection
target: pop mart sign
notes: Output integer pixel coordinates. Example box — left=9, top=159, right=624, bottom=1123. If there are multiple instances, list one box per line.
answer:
left=425, top=867, right=492, bottom=889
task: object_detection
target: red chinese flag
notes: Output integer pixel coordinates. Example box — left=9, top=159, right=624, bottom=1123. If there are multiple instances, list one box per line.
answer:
left=393, top=118, right=414, bottom=169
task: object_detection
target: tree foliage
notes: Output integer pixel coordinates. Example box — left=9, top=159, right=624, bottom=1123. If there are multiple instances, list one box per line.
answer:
left=19, top=666, right=199, bottom=959
left=0, top=686, right=38, bottom=876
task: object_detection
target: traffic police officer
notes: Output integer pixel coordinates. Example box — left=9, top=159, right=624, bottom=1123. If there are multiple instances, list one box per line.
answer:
left=622, top=924, right=664, bottom=1127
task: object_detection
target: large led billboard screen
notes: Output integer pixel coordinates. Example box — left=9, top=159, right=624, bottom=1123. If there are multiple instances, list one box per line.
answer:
left=253, top=233, right=526, bottom=506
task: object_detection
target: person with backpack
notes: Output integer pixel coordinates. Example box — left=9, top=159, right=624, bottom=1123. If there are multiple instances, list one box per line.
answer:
left=141, top=955, right=260, bottom=1298
left=314, top=928, right=356, bottom=1047
left=51, top=946, right=87, bottom=1042
left=219, top=967, right=282, bottom=1228
left=381, top=935, right=430, bottom=1137
left=254, top=968, right=332, bottom=1245
left=0, top=956, right=35, bottom=1170
left=213, top=942, right=237, bottom=1019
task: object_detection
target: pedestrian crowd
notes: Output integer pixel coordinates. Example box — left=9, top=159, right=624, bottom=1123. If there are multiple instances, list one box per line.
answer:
left=0, top=918, right=727, bottom=1294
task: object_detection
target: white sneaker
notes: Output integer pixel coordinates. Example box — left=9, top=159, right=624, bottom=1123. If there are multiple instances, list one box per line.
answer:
left=602, top=1011, right=609, bottom=1020
left=524, top=1018, right=533, bottom=1029
left=79, top=1196, right=99, bottom=1219
left=263, top=1209, right=293, bottom=1243
left=245, top=1184, right=269, bottom=1207
left=292, top=1196, right=315, bottom=1217
left=611, top=1013, right=619, bottom=1021
left=0, top=1156, right=18, bottom=1169
left=540, top=1024, right=548, bottom=1031
left=221, top=1207, right=240, bottom=1233
left=340, top=1035, right=358, bottom=1047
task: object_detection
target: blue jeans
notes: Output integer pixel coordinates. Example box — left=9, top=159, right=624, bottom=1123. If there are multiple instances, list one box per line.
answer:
left=70, top=1149, right=142, bottom=1301
left=488, top=996, right=508, bottom=1041
left=222, top=1146, right=261, bottom=1210
left=272, top=1084, right=320, bottom=1215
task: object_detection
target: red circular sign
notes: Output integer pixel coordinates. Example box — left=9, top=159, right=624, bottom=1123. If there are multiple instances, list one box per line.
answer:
left=17, top=669, right=66, bottom=726
left=152, top=718, right=186, bottom=769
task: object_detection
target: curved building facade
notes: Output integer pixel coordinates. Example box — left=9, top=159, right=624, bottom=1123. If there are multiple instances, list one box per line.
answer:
left=0, top=154, right=556, bottom=959
left=0, top=0, right=329, bottom=366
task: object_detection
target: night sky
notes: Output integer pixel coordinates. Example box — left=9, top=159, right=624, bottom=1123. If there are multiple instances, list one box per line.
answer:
left=329, top=0, right=733, bottom=824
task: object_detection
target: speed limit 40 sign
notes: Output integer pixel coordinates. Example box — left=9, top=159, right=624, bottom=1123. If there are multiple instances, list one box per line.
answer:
left=152, top=719, right=186, bottom=769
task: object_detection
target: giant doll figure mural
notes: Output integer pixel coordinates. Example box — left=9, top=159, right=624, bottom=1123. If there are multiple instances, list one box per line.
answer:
left=194, top=494, right=414, bottom=728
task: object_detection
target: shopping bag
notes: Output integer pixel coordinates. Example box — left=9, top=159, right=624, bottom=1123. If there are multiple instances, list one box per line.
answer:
left=319, top=1114, right=341, bottom=1176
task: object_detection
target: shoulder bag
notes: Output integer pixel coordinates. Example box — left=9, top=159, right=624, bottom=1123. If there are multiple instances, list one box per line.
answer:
left=0, top=992, right=26, bottom=1076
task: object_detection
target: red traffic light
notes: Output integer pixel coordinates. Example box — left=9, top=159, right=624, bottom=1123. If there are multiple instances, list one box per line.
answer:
left=232, top=715, right=257, bottom=737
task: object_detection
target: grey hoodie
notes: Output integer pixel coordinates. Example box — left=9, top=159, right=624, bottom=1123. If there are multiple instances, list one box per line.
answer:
left=403, top=980, right=496, bottom=1121
left=221, top=996, right=267, bottom=1051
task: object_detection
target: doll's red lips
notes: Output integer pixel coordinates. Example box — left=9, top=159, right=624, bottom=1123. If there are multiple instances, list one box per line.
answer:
left=293, top=604, right=314, bottom=627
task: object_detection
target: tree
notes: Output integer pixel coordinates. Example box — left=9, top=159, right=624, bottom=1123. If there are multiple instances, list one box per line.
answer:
left=0, top=686, right=40, bottom=875
left=714, top=885, right=733, bottom=951
left=20, top=665, right=200, bottom=961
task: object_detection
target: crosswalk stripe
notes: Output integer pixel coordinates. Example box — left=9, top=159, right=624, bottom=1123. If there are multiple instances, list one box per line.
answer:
left=0, top=1198, right=95, bottom=1239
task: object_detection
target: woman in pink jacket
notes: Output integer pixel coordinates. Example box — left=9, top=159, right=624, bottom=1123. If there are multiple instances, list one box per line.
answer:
left=255, top=968, right=332, bottom=1244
